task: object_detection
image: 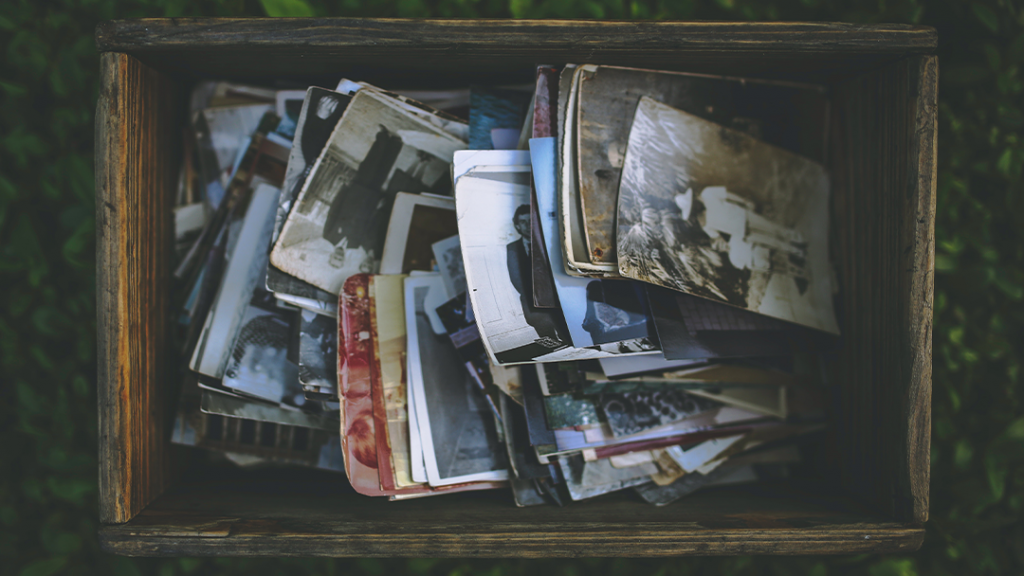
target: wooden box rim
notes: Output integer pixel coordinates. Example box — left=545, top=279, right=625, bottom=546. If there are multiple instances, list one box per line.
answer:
left=95, top=17, right=936, bottom=557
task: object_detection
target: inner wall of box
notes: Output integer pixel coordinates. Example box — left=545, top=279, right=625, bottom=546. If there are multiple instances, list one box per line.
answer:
left=141, top=53, right=913, bottom=521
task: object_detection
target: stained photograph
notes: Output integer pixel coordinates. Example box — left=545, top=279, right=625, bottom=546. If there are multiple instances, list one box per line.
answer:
left=616, top=97, right=839, bottom=334
left=271, top=90, right=466, bottom=294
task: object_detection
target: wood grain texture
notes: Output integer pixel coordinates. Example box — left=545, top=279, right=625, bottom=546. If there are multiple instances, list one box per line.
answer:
left=96, top=52, right=181, bottom=524
left=829, top=55, right=935, bottom=523
left=98, top=479, right=924, bottom=557
left=96, top=19, right=937, bottom=53
left=94, top=19, right=936, bottom=84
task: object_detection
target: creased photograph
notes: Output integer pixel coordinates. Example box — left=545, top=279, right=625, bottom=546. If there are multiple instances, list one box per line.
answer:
left=616, top=97, right=839, bottom=334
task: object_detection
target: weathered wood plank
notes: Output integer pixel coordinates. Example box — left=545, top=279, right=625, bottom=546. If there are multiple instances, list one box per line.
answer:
left=93, top=19, right=936, bottom=84
left=96, top=52, right=180, bottom=524
left=98, top=480, right=924, bottom=556
left=829, top=55, right=935, bottom=523
left=901, top=55, right=937, bottom=523
left=96, top=19, right=937, bottom=54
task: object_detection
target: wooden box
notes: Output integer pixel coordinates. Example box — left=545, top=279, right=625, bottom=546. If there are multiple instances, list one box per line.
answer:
left=95, top=18, right=936, bottom=557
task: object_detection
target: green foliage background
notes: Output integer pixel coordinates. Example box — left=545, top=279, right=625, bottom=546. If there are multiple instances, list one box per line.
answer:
left=0, top=0, right=1021, bottom=573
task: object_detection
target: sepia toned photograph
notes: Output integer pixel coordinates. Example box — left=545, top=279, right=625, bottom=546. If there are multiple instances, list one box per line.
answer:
left=575, top=64, right=828, bottom=266
left=271, top=90, right=466, bottom=294
left=616, top=97, right=839, bottom=334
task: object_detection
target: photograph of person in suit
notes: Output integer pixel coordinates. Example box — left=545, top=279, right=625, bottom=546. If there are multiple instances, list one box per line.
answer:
left=506, top=204, right=566, bottom=346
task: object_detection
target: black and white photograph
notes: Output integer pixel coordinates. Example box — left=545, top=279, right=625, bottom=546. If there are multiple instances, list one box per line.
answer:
left=616, top=97, right=840, bottom=334
left=191, top=184, right=280, bottom=379
left=451, top=150, right=531, bottom=184
left=271, top=90, right=466, bottom=294
left=532, top=137, right=659, bottom=353
left=433, top=292, right=493, bottom=399
left=431, top=234, right=466, bottom=299
left=342, top=80, right=471, bottom=142
left=200, top=388, right=336, bottom=431
left=574, top=64, right=828, bottom=266
left=580, top=280, right=651, bottom=345
left=266, top=87, right=350, bottom=302
left=298, top=309, right=338, bottom=399
left=379, top=192, right=457, bottom=274
left=405, top=274, right=509, bottom=487
left=221, top=288, right=305, bottom=409
left=274, top=89, right=307, bottom=139
left=557, top=455, right=655, bottom=501
left=646, top=285, right=815, bottom=360
left=598, top=389, right=721, bottom=437
left=455, top=173, right=579, bottom=365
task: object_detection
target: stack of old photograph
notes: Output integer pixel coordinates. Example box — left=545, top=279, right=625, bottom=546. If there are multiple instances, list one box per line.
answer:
left=170, top=64, right=840, bottom=506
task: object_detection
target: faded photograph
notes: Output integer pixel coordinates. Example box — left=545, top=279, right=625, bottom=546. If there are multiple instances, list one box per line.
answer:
left=407, top=277, right=508, bottom=485
left=581, top=280, right=650, bottom=345
left=222, top=290, right=305, bottom=409
left=266, top=87, right=350, bottom=302
left=598, top=388, right=720, bottom=437
left=575, top=65, right=828, bottom=266
left=379, top=193, right=457, bottom=275
left=271, top=90, right=466, bottom=294
left=297, top=309, right=338, bottom=399
left=431, top=234, right=466, bottom=298
left=456, top=175, right=573, bottom=365
left=616, top=97, right=839, bottom=334
left=506, top=204, right=566, bottom=346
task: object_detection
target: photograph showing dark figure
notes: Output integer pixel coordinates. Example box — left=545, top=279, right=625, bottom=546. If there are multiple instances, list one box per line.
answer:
left=616, top=97, right=838, bottom=334
left=298, top=311, right=338, bottom=399
left=293, top=92, right=344, bottom=194
left=323, top=125, right=403, bottom=255
left=223, top=289, right=305, bottom=409
left=266, top=88, right=350, bottom=301
left=581, top=280, right=651, bottom=345
left=506, top=205, right=567, bottom=346
left=271, top=89, right=465, bottom=295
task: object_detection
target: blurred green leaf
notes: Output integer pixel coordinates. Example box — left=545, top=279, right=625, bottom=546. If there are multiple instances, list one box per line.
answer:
left=985, top=452, right=1007, bottom=500
left=1006, top=417, right=1024, bottom=439
left=19, top=558, right=67, bottom=576
left=868, top=558, right=917, bottom=576
left=972, top=3, right=999, bottom=33
left=259, top=0, right=315, bottom=16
